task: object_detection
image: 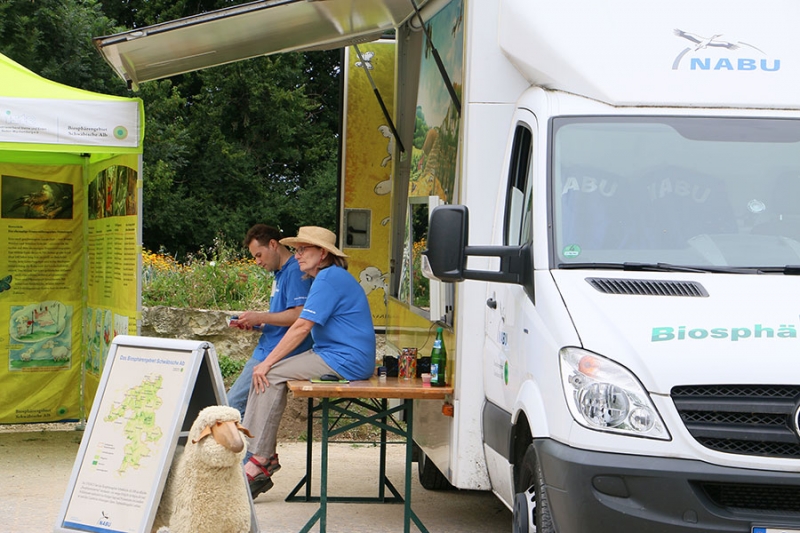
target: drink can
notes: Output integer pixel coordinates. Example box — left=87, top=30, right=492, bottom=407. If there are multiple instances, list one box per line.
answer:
left=399, top=348, right=417, bottom=380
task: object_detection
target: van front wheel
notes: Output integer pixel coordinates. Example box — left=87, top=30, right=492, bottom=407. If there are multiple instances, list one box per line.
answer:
left=513, top=445, right=553, bottom=533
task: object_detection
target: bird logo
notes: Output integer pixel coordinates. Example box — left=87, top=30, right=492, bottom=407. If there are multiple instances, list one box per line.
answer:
left=673, top=29, right=765, bottom=53
left=0, top=275, right=11, bottom=293
left=674, top=29, right=739, bottom=51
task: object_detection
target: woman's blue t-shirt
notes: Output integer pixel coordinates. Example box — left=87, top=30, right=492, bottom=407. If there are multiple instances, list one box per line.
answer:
left=299, top=265, right=375, bottom=380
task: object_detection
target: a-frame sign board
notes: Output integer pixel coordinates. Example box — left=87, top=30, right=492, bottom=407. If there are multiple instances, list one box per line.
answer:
left=54, top=335, right=260, bottom=533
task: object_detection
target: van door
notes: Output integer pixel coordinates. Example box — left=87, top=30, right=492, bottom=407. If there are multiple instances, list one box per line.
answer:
left=483, top=116, right=536, bottom=411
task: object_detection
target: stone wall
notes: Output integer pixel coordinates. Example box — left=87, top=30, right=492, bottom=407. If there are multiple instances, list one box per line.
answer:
left=141, top=306, right=259, bottom=362
left=142, top=306, right=390, bottom=362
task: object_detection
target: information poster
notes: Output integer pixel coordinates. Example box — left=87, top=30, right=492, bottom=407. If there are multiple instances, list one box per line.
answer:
left=0, top=162, right=84, bottom=422
left=84, top=154, right=141, bottom=409
left=61, top=343, right=193, bottom=533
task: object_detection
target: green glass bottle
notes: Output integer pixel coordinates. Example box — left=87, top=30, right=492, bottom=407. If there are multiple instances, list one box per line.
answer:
left=430, top=327, right=446, bottom=387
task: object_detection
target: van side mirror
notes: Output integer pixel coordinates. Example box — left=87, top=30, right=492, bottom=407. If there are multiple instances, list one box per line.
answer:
left=424, top=205, right=532, bottom=286
left=424, top=205, right=469, bottom=282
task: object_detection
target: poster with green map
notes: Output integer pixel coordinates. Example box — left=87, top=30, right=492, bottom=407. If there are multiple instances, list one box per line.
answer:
left=59, top=340, right=198, bottom=533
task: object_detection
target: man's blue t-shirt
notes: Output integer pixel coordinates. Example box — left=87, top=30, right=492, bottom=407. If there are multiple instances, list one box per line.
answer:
left=299, top=265, right=375, bottom=380
left=252, top=255, right=313, bottom=362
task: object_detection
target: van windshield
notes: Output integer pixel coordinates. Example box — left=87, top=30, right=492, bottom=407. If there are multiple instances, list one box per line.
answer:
left=552, top=116, right=800, bottom=270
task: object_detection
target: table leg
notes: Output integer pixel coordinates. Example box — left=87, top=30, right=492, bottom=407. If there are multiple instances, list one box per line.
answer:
left=379, top=398, right=387, bottom=501
left=320, top=398, right=329, bottom=532
left=306, top=397, right=314, bottom=500
left=298, top=398, right=329, bottom=533
left=285, top=397, right=315, bottom=502
left=404, top=399, right=429, bottom=533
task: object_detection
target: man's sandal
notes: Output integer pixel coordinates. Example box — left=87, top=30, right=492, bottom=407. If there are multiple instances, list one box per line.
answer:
left=247, top=454, right=281, bottom=498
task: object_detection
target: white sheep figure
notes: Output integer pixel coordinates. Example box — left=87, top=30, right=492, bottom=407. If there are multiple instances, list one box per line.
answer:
left=152, top=405, right=254, bottom=533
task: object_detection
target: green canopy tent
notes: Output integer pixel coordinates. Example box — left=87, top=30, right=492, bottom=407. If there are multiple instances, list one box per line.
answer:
left=0, top=53, right=144, bottom=424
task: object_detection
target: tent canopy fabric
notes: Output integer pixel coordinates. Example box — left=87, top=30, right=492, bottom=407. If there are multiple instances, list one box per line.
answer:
left=0, top=53, right=144, bottom=157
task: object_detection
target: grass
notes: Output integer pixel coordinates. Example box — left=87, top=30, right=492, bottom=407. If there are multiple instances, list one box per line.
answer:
left=142, top=235, right=272, bottom=311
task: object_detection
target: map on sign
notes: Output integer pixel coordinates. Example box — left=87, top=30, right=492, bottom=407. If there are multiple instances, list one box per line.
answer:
left=61, top=344, right=195, bottom=533
left=104, top=374, right=164, bottom=475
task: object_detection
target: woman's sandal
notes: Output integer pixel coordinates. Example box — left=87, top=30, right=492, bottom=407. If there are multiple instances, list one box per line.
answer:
left=247, top=454, right=281, bottom=498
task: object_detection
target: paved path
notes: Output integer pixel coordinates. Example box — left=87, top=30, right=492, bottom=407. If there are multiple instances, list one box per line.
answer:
left=0, top=428, right=511, bottom=533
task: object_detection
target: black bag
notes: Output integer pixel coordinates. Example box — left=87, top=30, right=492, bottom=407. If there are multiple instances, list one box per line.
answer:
left=383, top=355, right=398, bottom=377
left=416, top=356, right=431, bottom=377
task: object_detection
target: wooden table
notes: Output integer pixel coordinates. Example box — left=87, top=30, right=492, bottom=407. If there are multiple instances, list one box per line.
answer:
left=286, top=377, right=453, bottom=533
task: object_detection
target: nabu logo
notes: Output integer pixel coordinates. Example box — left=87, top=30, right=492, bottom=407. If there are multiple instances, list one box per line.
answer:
left=672, top=29, right=780, bottom=72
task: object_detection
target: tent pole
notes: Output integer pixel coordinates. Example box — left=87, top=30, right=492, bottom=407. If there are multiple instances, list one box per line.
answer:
left=77, top=154, right=91, bottom=431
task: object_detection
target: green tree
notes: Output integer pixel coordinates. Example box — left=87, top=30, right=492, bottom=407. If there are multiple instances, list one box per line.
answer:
left=0, top=0, right=125, bottom=95
left=0, top=0, right=342, bottom=258
left=142, top=51, right=340, bottom=256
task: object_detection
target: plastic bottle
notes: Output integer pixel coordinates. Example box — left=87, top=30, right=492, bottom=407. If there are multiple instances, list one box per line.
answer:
left=430, top=327, right=446, bottom=387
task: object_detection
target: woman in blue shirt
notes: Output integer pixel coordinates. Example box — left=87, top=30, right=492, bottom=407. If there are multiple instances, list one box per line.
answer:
left=242, top=226, right=375, bottom=498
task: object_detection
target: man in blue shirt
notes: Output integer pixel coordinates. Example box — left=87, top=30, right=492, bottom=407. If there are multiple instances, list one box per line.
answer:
left=227, top=224, right=313, bottom=418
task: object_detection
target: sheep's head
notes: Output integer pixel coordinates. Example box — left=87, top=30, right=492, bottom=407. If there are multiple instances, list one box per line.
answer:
left=188, top=405, right=254, bottom=467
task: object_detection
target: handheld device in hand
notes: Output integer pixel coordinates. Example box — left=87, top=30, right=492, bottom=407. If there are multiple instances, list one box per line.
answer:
left=227, top=315, right=262, bottom=330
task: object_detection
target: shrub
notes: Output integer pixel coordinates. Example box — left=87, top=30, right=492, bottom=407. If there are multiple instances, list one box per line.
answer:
left=218, top=354, right=246, bottom=388
left=142, top=236, right=272, bottom=310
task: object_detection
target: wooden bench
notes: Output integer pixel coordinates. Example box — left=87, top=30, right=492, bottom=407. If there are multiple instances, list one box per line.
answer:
left=286, top=377, right=453, bottom=533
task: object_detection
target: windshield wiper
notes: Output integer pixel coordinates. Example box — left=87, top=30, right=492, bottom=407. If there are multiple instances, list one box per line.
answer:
left=558, top=262, right=747, bottom=273
left=756, top=265, right=800, bottom=275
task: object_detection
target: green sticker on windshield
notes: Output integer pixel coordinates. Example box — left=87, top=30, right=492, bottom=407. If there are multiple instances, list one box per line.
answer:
left=563, top=244, right=581, bottom=258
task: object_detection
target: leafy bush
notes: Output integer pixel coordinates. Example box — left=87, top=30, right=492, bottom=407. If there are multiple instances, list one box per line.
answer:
left=142, top=235, right=272, bottom=310
left=218, top=354, right=246, bottom=383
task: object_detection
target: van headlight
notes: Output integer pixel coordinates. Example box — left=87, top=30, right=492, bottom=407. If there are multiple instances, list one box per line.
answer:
left=559, top=347, right=670, bottom=440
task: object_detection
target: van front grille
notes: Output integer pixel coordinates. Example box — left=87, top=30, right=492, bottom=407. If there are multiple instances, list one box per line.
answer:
left=699, top=482, right=800, bottom=513
left=672, top=384, right=800, bottom=458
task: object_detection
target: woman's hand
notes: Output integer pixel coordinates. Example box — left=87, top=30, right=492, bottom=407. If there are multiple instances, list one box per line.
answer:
left=252, top=359, right=272, bottom=393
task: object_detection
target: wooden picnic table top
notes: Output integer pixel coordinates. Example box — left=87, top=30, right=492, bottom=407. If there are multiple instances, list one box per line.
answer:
left=287, top=376, right=453, bottom=400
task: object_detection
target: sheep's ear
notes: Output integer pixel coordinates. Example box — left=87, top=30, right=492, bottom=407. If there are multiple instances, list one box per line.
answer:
left=236, top=422, right=254, bottom=438
left=192, top=425, right=213, bottom=444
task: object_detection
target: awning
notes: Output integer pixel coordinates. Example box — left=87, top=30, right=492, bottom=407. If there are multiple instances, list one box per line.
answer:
left=94, top=0, right=431, bottom=89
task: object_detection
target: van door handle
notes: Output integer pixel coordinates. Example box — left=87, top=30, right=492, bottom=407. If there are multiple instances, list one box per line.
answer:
left=486, top=298, right=497, bottom=309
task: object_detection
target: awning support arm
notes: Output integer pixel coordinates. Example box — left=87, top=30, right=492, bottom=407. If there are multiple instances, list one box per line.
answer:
left=354, top=44, right=406, bottom=154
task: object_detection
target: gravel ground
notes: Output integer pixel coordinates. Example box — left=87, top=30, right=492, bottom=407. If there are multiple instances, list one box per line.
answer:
left=1, top=424, right=511, bottom=533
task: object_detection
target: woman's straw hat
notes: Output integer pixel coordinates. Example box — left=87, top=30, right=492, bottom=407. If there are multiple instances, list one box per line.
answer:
left=280, top=226, right=347, bottom=257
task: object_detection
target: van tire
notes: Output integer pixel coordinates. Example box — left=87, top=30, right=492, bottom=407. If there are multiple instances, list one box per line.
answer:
left=513, top=444, right=553, bottom=533
left=417, top=449, right=453, bottom=490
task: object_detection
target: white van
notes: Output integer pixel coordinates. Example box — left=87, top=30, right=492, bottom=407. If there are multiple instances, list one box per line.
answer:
left=423, top=1, right=800, bottom=532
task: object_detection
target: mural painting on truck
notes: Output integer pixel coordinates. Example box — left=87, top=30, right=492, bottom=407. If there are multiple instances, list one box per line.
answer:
left=342, top=41, right=397, bottom=328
